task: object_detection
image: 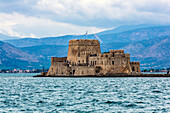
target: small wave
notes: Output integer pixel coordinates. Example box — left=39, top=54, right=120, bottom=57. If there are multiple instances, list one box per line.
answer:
left=105, top=101, right=123, bottom=105
left=124, top=103, right=138, bottom=108
left=55, top=102, right=64, bottom=107
left=152, top=90, right=162, bottom=93
left=36, top=100, right=45, bottom=104
left=135, top=101, right=145, bottom=104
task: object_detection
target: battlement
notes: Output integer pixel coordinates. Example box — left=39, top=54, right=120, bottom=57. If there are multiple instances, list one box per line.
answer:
left=110, top=50, right=124, bottom=54
left=69, top=39, right=100, bottom=46
left=51, top=57, right=67, bottom=63
left=130, top=62, right=140, bottom=65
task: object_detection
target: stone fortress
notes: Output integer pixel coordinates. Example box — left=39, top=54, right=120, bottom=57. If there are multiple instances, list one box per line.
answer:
left=45, top=39, right=140, bottom=76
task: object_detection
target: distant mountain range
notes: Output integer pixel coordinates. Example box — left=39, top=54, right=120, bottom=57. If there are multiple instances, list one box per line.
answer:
left=0, top=41, right=39, bottom=69
left=97, top=24, right=159, bottom=35
left=0, top=25, right=169, bottom=69
left=0, top=33, right=20, bottom=40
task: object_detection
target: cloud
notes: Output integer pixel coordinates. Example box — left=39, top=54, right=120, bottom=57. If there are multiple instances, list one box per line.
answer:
left=35, top=0, right=170, bottom=26
left=0, top=0, right=170, bottom=38
left=0, top=12, right=105, bottom=38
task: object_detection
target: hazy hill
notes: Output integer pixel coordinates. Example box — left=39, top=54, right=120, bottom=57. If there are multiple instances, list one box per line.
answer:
left=98, top=26, right=170, bottom=43
left=4, top=25, right=170, bottom=47
left=20, top=45, right=68, bottom=58
left=104, top=36, right=170, bottom=69
left=20, top=45, right=68, bottom=68
left=97, top=24, right=158, bottom=35
left=0, top=41, right=38, bottom=69
left=0, top=33, right=20, bottom=40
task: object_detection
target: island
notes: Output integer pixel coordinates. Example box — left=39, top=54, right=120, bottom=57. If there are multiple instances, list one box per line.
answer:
left=34, top=39, right=169, bottom=77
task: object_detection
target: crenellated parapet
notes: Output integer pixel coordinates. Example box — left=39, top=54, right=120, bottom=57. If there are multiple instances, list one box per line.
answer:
left=69, top=39, right=100, bottom=46
left=130, top=62, right=140, bottom=65
left=110, top=50, right=124, bottom=54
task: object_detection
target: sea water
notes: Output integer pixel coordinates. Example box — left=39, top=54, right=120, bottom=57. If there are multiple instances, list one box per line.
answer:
left=0, top=73, right=169, bottom=112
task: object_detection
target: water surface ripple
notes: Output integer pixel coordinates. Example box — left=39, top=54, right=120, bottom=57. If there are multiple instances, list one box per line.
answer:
left=0, top=73, right=169, bottom=112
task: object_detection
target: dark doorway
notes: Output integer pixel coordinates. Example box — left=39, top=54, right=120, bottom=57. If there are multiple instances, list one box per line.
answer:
left=73, top=69, right=75, bottom=75
left=132, top=67, right=135, bottom=71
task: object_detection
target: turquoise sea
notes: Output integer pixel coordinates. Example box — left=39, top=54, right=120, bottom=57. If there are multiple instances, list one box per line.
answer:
left=0, top=73, right=169, bottom=112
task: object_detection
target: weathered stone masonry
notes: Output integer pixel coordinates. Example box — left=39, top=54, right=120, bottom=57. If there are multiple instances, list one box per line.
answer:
left=46, top=39, right=140, bottom=76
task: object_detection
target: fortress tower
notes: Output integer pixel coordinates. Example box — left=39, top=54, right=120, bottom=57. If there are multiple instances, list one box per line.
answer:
left=67, top=39, right=101, bottom=65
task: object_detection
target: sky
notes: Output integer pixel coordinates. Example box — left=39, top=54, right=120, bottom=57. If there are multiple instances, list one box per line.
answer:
left=0, top=0, right=170, bottom=38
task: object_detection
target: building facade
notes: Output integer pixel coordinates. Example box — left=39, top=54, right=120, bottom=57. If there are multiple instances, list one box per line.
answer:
left=46, top=39, right=140, bottom=76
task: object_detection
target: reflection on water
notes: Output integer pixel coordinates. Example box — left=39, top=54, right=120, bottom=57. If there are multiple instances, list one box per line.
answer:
left=0, top=73, right=169, bottom=112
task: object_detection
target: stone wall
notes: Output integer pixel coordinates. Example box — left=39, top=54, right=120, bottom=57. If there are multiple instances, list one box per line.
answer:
left=88, top=51, right=132, bottom=74
left=47, top=62, right=71, bottom=76
left=130, top=62, right=140, bottom=74
left=51, top=57, right=67, bottom=64
left=71, top=66, right=95, bottom=76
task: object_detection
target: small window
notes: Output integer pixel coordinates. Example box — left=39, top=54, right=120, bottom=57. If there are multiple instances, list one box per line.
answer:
left=101, top=61, right=103, bottom=65
left=95, top=61, right=96, bottom=65
left=112, top=61, right=114, bottom=65
left=82, top=60, right=84, bottom=63
left=78, top=60, right=80, bottom=63
left=78, top=47, right=80, bottom=57
left=78, top=52, right=80, bottom=57
left=91, top=61, right=92, bottom=65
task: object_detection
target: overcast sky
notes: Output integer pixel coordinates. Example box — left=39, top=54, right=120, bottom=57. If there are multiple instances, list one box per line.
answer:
left=0, top=0, right=170, bottom=38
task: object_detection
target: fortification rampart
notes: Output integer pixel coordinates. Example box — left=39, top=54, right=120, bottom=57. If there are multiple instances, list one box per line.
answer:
left=51, top=57, right=67, bottom=63
left=130, top=62, right=140, bottom=65
left=69, top=39, right=100, bottom=46
left=110, top=50, right=124, bottom=54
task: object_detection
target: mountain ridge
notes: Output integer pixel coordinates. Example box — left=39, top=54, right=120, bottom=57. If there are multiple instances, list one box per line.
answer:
left=0, top=41, right=39, bottom=69
left=4, top=25, right=170, bottom=47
